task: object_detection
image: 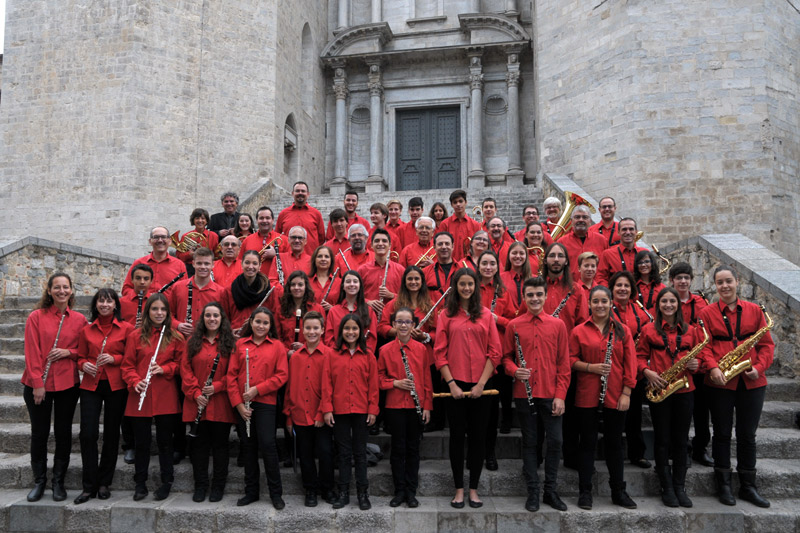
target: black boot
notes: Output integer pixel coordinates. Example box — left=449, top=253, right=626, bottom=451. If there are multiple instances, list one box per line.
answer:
left=656, top=466, right=679, bottom=508
left=714, top=468, right=736, bottom=506
left=357, top=489, right=371, bottom=510
left=672, top=465, right=692, bottom=508
left=577, top=483, right=593, bottom=510
left=27, top=459, right=47, bottom=502
left=51, top=459, right=68, bottom=502
left=611, top=482, right=637, bottom=509
left=332, top=485, right=349, bottom=509
left=737, top=469, right=770, bottom=508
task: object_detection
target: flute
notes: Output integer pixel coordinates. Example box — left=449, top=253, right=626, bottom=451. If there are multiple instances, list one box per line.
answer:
left=244, top=348, right=251, bottom=437
left=188, top=352, right=221, bottom=438
left=95, top=335, right=110, bottom=373
left=138, top=325, right=166, bottom=411
left=320, top=267, right=340, bottom=305
left=418, top=287, right=451, bottom=329
left=42, top=313, right=66, bottom=385
left=337, top=248, right=352, bottom=271
left=377, top=259, right=391, bottom=320
left=294, top=308, right=302, bottom=343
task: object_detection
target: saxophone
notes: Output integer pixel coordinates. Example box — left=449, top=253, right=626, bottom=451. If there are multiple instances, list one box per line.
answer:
left=717, top=305, right=773, bottom=381
left=646, top=320, right=710, bottom=403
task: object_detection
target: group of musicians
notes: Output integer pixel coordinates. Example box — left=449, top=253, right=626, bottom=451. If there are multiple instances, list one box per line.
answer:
left=22, top=184, right=775, bottom=513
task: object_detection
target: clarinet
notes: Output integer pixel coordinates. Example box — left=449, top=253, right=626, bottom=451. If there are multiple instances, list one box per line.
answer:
left=597, top=329, right=615, bottom=414
left=399, top=344, right=424, bottom=424
left=157, top=272, right=186, bottom=294
left=418, top=287, right=451, bottom=329
left=514, top=332, right=536, bottom=416
left=552, top=288, right=574, bottom=318
left=42, top=313, right=66, bottom=384
left=490, top=286, right=498, bottom=312
left=188, top=352, right=221, bottom=437
left=320, top=267, right=340, bottom=305
left=138, top=325, right=167, bottom=410
left=294, top=308, right=302, bottom=343
left=135, top=291, right=145, bottom=327
left=275, top=249, right=285, bottom=286
left=377, top=259, right=391, bottom=320
left=185, top=281, right=193, bottom=324
left=244, top=348, right=251, bottom=437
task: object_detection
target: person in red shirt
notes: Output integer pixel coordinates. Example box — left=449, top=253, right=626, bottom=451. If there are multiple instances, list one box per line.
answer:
left=121, top=293, right=184, bottom=502
left=595, top=218, right=644, bottom=287
left=239, top=206, right=289, bottom=276
left=283, top=311, right=336, bottom=507
left=22, top=273, right=87, bottom=503
left=378, top=307, right=433, bottom=508
left=399, top=197, right=425, bottom=250
left=181, top=302, right=236, bottom=503
left=460, top=230, right=489, bottom=271
left=309, top=246, right=340, bottom=312
left=221, top=251, right=282, bottom=336
left=422, top=232, right=457, bottom=294
left=589, top=196, right=620, bottom=247
left=213, top=235, right=243, bottom=289
left=634, top=250, right=666, bottom=314
left=699, top=266, right=774, bottom=509
left=276, top=181, right=326, bottom=253
left=325, top=191, right=370, bottom=240
left=502, top=241, right=536, bottom=312
left=324, top=270, right=378, bottom=354
left=669, top=262, right=712, bottom=466
left=176, top=208, right=220, bottom=275
left=386, top=199, right=406, bottom=248
left=521, top=222, right=548, bottom=270
left=399, top=216, right=435, bottom=268
left=275, top=271, right=325, bottom=353
left=576, top=251, right=598, bottom=304
left=478, top=197, right=498, bottom=234
left=74, top=289, right=134, bottom=505
left=324, top=209, right=350, bottom=258
left=514, top=205, right=540, bottom=242
left=569, top=285, right=638, bottom=510
left=359, top=228, right=404, bottom=320
left=368, top=203, right=402, bottom=260
left=226, top=307, right=289, bottom=509
left=639, top=288, right=701, bottom=509
left=433, top=268, right=502, bottom=509
left=322, top=314, right=380, bottom=510
left=541, top=197, right=562, bottom=236
left=486, top=216, right=512, bottom=266
left=558, top=206, right=609, bottom=279
left=268, top=226, right=312, bottom=286
left=334, top=224, right=373, bottom=273
left=233, top=213, right=254, bottom=242
left=438, top=189, right=480, bottom=263
left=502, top=277, right=570, bottom=513
left=122, top=226, right=188, bottom=296
left=428, top=201, right=448, bottom=232
left=170, top=247, right=224, bottom=338
left=120, top=264, right=155, bottom=327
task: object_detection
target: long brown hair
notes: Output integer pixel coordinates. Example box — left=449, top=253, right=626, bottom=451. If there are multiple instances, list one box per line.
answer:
left=504, top=241, right=532, bottom=280
left=139, top=293, right=180, bottom=348
left=542, top=242, right=573, bottom=289
left=394, top=265, right=433, bottom=315
left=35, top=272, right=76, bottom=310
left=654, top=287, right=688, bottom=336
left=588, top=285, right=625, bottom=339
left=309, top=245, right=335, bottom=278
left=186, top=302, right=236, bottom=360
left=239, top=307, right=278, bottom=340
left=477, top=250, right=506, bottom=297
left=444, top=268, right=483, bottom=322
left=279, top=270, right=316, bottom=317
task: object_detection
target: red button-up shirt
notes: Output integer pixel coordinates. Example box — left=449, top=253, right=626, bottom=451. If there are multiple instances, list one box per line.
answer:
left=78, top=317, right=134, bottom=391
left=324, top=236, right=349, bottom=258
left=284, top=344, right=333, bottom=426
left=240, top=230, right=290, bottom=276
left=596, top=244, right=645, bottom=287
left=323, top=302, right=378, bottom=354
left=544, top=277, right=588, bottom=334
left=358, top=258, right=404, bottom=301
left=180, top=337, right=235, bottom=423
left=558, top=230, right=609, bottom=279
left=590, top=221, right=620, bottom=247
left=169, top=277, right=225, bottom=325
left=122, top=254, right=187, bottom=296
left=681, top=293, right=709, bottom=326
left=122, top=328, right=183, bottom=417
left=120, top=289, right=156, bottom=326
left=268, top=251, right=311, bottom=286
left=612, top=300, right=651, bottom=340
left=489, top=238, right=511, bottom=267
left=321, top=345, right=379, bottom=415
left=275, top=302, right=326, bottom=351
left=326, top=214, right=370, bottom=240
left=378, top=339, right=433, bottom=411
left=637, top=322, right=700, bottom=393
left=399, top=240, right=434, bottom=268
left=276, top=204, right=326, bottom=253
left=698, top=299, right=774, bottom=391
left=569, top=320, right=637, bottom=409
left=226, top=336, right=289, bottom=406
left=334, top=249, right=373, bottom=274
left=310, top=273, right=340, bottom=306
left=502, top=312, right=570, bottom=400
left=213, top=259, right=243, bottom=289
left=479, top=282, right=517, bottom=336
left=636, top=279, right=666, bottom=314
left=500, top=270, right=526, bottom=311
left=438, top=214, right=480, bottom=262
left=433, top=307, right=502, bottom=383
left=22, top=306, right=87, bottom=391
left=400, top=221, right=420, bottom=251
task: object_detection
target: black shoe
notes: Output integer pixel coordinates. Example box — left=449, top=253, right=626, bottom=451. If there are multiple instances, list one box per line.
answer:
left=52, top=482, right=67, bottom=502
left=332, top=491, right=349, bottom=509
left=124, top=449, right=135, bottom=465
left=563, top=460, right=579, bottom=471
left=271, top=495, right=286, bottom=510
left=485, top=456, right=499, bottom=471
left=357, top=491, right=371, bottom=510
left=323, top=490, right=337, bottom=505
left=389, top=493, right=405, bottom=507
left=369, top=426, right=380, bottom=436
left=657, top=466, right=679, bottom=508
left=525, top=493, right=539, bottom=512
left=237, top=494, right=259, bottom=507
left=305, top=491, right=318, bottom=507
left=468, top=499, right=483, bottom=508
left=209, top=487, right=224, bottom=503
left=172, top=452, right=185, bottom=465
left=133, top=484, right=148, bottom=501
left=543, top=490, right=567, bottom=511
left=450, top=498, right=465, bottom=509
left=714, top=468, right=736, bottom=506
left=611, top=486, right=637, bottom=509
left=692, top=450, right=714, bottom=467
left=97, top=486, right=110, bottom=500
left=738, top=470, right=770, bottom=508
left=73, top=491, right=94, bottom=505
left=577, top=491, right=592, bottom=510
left=192, top=487, right=206, bottom=502
left=631, top=458, right=652, bottom=469
left=27, top=480, right=46, bottom=503
left=154, top=483, right=172, bottom=501
left=407, top=495, right=419, bottom=508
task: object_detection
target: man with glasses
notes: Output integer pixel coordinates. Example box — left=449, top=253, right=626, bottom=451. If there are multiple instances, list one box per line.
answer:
left=542, top=197, right=562, bottom=237
left=487, top=217, right=512, bottom=265
left=122, top=226, right=188, bottom=296
left=515, top=205, right=546, bottom=243
left=399, top=216, right=436, bottom=268
left=268, top=226, right=312, bottom=285
left=558, top=206, right=608, bottom=279
left=213, top=235, right=243, bottom=288
left=590, top=197, right=620, bottom=247
left=335, top=224, right=373, bottom=272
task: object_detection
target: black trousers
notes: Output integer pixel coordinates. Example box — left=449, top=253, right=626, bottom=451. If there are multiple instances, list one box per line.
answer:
left=650, top=391, right=693, bottom=470
left=238, top=402, right=282, bottom=497
left=429, top=366, right=447, bottom=429
left=577, top=406, right=626, bottom=491
left=190, top=421, right=232, bottom=491
left=691, top=373, right=711, bottom=451
left=23, top=385, right=80, bottom=478
left=172, top=376, right=186, bottom=456
left=517, top=397, right=562, bottom=494
left=708, top=380, right=765, bottom=471
left=78, top=382, right=127, bottom=491
left=625, top=378, right=647, bottom=461
left=486, top=374, right=501, bottom=459
left=445, top=381, right=491, bottom=490
left=497, top=369, right=514, bottom=427
left=384, top=408, right=423, bottom=497
left=294, top=424, right=334, bottom=493
left=121, top=416, right=135, bottom=451
left=561, top=375, right=579, bottom=466
left=333, top=413, right=369, bottom=491
left=132, top=414, right=177, bottom=485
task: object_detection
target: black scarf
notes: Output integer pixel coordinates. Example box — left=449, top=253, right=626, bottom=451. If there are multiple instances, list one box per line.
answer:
left=230, top=274, right=269, bottom=310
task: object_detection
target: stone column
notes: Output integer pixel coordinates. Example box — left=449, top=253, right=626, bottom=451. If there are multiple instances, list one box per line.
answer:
left=336, top=0, right=350, bottom=34
left=505, top=0, right=518, bottom=16
left=469, top=0, right=481, bottom=13
left=366, top=62, right=386, bottom=193
left=371, top=0, right=381, bottom=23
left=506, top=52, right=524, bottom=187
left=467, top=51, right=485, bottom=188
left=331, top=66, right=349, bottom=196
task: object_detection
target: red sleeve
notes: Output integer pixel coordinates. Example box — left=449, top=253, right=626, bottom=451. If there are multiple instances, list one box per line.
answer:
left=485, top=313, right=503, bottom=369
left=752, top=312, right=775, bottom=377
left=320, top=353, right=334, bottom=414
left=595, top=251, right=611, bottom=288
left=77, top=327, right=91, bottom=373
left=433, top=313, right=450, bottom=370
left=226, top=346, right=243, bottom=407
left=256, top=343, right=289, bottom=396
left=636, top=325, right=654, bottom=376
left=23, top=310, right=45, bottom=384
left=501, top=322, right=519, bottom=376
left=121, top=331, right=141, bottom=390
left=554, top=320, right=571, bottom=400
left=367, top=354, right=380, bottom=416
left=316, top=210, right=326, bottom=250
left=160, top=339, right=182, bottom=379
left=377, top=344, right=395, bottom=391
left=569, top=328, right=582, bottom=369
left=181, top=349, right=202, bottom=401
left=621, top=326, right=637, bottom=389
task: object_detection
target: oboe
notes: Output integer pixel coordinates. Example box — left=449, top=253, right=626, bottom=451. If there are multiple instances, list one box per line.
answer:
left=157, top=272, right=186, bottom=294
left=42, top=313, right=66, bottom=385
left=138, top=325, right=166, bottom=411
left=418, top=287, right=451, bottom=329
left=320, top=267, right=340, bottom=305
left=399, top=344, right=423, bottom=423
left=135, top=291, right=145, bottom=327
left=188, top=352, right=221, bottom=438
left=597, top=329, right=615, bottom=414
left=552, top=288, right=573, bottom=319
left=294, top=308, right=302, bottom=343
left=185, top=281, right=193, bottom=324
left=514, top=332, right=536, bottom=416
left=244, top=348, right=251, bottom=437
left=275, top=249, right=285, bottom=286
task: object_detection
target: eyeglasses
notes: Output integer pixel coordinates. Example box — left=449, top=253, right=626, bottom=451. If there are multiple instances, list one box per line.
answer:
left=600, top=205, right=615, bottom=210
left=350, top=234, right=367, bottom=239
left=472, top=237, right=489, bottom=242
left=393, top=320, right=413, bottom=326
left=151, top=235, right=169, bottom=241
left=222, top=242, right=239, bottom=247
left=289, top=236, right=305, bottom=240
left=639, top=260, right=652, bottom=265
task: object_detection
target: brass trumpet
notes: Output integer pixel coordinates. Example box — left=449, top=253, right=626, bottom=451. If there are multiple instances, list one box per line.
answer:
left=259, top=235, right=283, bottom=255
left=170, top=230, right=207, bottom=253
left=414, top=245, right=435, bottom=266
left=389, top=250, right=400, bottom=262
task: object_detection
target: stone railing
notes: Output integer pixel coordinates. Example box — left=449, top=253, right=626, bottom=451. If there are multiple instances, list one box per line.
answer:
left=238, top=178, right=292, bottom=218
left=0, top=237, right=133, bottom=306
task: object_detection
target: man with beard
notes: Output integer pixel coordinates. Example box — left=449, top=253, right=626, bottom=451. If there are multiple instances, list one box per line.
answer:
left=240, top=206, right=289, bottom=276
left=276, top=181, right=326, bottom=253
left=589, top=197, right=620, bottom=247
left=268, top=226, right=312, bottom=286
left=558, top=206, right=608, bottom=279
left=213, top=235, right=243, bottom=288
left=208, top=191, right=241, bottom=238
left=122, top=226, right=188, bottom=296
left=487, top=217, right=512, bottom=266
left=335, top=224, right=373, bottom=272
left=595, top=218, right=645, bottom=287
left=325, top=191, right=370, bottom=240
left=422, top=232, right=456, bottom=294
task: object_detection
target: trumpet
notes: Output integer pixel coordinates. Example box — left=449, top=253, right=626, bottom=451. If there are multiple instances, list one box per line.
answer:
left=651, top=244, right=671, bottom=276
left=414, top=245, right=435, bottom=266
left=170, top=231, right=207, bottom=253
left=389, top=250, right=400, bottom=262
left=259, top=235, right=283, bottom=255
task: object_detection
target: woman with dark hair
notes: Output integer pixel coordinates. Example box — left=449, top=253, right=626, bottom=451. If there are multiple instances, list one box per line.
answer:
left=308, top=245, right=340, bottom=312
left=433, top=268, right=502, bottom=509
left=121, top=293, right=184, bottom=501
left=634, top=250, right=665, bottom=314
left=429, top=201, right=448, bottom=233
left=322, top=314, right=379, bottom=510
left=222, top=250, right=282, bottom=335
left=523, top=221, right=550, bottom=266
left=569, top=285, right=637, bottom=510
left=74, top=288, right=134, bottom=504
left=226, top=306, right=288, bottom=509
left=502, top=241, right=535, bottom=311
left=177, top=208, right=220, bottom=274
left=181, top=302, right=236, bottom=503
left=22, top=273, right=87, bottom=502
left=638, top=287, right=701, bottom=508
left=234, top=213, right=255, bottom=241
left=276, top=271, right=324, bottom=355
left=323, top=270, right=378, bottom=353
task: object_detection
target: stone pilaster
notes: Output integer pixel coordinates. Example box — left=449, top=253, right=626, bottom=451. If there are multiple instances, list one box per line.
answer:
left=335, top=0, right=350, bottom=35
left=505, top=0, right=518, bottom=17
left=371, top=0, right=382, bottom=23
left=506, top=51, right=524, bottom=187
left=366, top=61, right=386, bottom=193
left=331, top=65, right=349, bottom=197
left=467, top=51, right=485, bottom=189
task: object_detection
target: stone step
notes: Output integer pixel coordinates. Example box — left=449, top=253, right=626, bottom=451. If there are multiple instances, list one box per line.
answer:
left=0, top=309, right=30, bottom=322
left=762, top=377, right=800, bottom=402
left=0, top=339, right=24, bottom=355
left=0, top=323, right=25, bottom=339
left=0, top=455, right=799, bottom=500
left=0, top=375, right=23, bottom=396
left=1, top=491, right=798, bottom=533
left=0, top=356, right=25, bottom=374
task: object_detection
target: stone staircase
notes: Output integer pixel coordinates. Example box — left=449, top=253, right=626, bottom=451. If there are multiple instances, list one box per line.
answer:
left=2, top=302, right=800, bottom=532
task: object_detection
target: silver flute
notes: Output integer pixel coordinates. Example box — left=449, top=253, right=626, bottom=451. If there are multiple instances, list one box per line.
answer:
left=42, top=313, right=66, bottom=385
left=399, top=345, right=423, bottom=423
left=377, top=259, right=391, bottom=320
left=138, top=325, right=166, bottom=411
left=320, top=267, right=340, bottom=305
left=514, top=332, right=536, bottom=416
left=245, top=348, right=251, bottom=437
left=418, top=287, right=451, bottom=329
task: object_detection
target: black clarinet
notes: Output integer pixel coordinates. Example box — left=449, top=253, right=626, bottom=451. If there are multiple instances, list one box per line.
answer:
left=597, top=329, right=615, bottom=414
left=135, top=291, right=145, bottom=327
left=275, top=249, right=285, bottom=286
left=186, top=281, right=193, bottom=324
left=157, top=272, right=186, bottom=294
left=490, top=286, right=498, bottom=312
left=399, top=345, right=424, bottom=424
left=188, top=352, right=221, bottom=437
left=514, top=332, right=537, bottom=416
left=552, top=288, right=573, bottom=318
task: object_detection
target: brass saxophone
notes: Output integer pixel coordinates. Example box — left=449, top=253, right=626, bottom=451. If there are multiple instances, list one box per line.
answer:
left=646, top=320, right=710, bottom=403
left=717, top=305, right=772, bottom=381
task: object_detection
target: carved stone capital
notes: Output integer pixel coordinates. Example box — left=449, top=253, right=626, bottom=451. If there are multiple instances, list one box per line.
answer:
left=367, top=63, right=383, bottom=97
left=333, top=68, right=349, bottom=100
left=470, top=72, right=484, bottom=91
left=506, top=70, right=521, bottom=87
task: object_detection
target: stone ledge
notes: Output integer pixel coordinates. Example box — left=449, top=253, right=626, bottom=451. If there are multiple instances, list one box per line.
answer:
left=0, top=237, right=134, bottom=264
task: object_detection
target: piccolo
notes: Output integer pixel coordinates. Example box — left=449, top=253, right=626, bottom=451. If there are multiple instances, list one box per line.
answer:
left=418, top=287, right=451, bottom=329
left=138, top=325, right=166, bottom=411
left=320, top=267, right=340, bottom=305
left=188, top=352, right=221, bottom=438
left=42, top=313, right=66, bottom=385
left=433, top=389, right=499, bottom=398
left=157, top=272, right=186, bottom=294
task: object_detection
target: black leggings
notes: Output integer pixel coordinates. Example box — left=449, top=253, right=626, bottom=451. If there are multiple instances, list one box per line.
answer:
left=650, top=391, right=693, bottom=470
left=190, top=421, right=232, bottom=490
left=333, top=413, right=369, bottom=491
left=577, top=407, right=626, bottom=491
left=23, top=385, right=80, bottom=477
left=445, top=381, right=491, bottom=490
left=708, top=380, right=765, bottom=471
left=132, top=414, right=177, bottom=485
